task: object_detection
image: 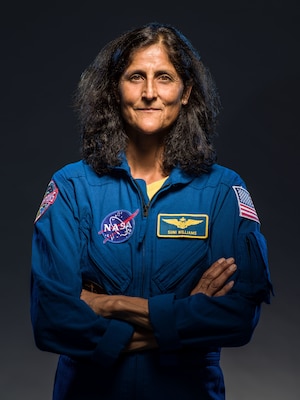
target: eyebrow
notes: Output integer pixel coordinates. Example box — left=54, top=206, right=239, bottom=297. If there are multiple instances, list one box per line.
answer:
left=124, top=68, right=177, bottom=77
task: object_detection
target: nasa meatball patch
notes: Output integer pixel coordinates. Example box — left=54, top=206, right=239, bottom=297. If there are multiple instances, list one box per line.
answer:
left=98, top=209, right=139, bottom=244
left=34, top=180, right=59, bottom=222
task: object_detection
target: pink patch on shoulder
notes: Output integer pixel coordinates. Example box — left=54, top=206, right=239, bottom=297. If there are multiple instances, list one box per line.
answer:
left=35, top=180, right=59, bottom=222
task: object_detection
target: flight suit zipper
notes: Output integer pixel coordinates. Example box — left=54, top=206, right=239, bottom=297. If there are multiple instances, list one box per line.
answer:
left=131, top=178, right=172, bottom=297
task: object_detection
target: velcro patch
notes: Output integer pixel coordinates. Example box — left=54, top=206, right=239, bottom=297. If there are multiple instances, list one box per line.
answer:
left=35, top=180, right=58, bottom=223
left=233, top=186, right=260, bottom=224
left=98, top=209, right=139, bottom=244
left=157, top=214, right=208, bottom=239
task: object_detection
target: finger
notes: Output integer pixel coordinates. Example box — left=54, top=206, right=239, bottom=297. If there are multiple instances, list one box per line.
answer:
left=198, top=258, right=235, bottom=287
left=213, top=280, right=235, bottom=297
left=207, top=261, right=237, bottom=289
left=202, top=257, right=236, bottom=280
left=190, top=258, right=237, bottom=296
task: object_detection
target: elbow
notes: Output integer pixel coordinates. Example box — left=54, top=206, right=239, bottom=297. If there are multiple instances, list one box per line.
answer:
left=233, top=326, right=254, bottom=347
left=34, top=335, right=48, bottom=352
left=31, top=306, right=54, bottom=353
left=230, top=305, right=261, bottom=347
left=32, top=321, right=51, bottom=352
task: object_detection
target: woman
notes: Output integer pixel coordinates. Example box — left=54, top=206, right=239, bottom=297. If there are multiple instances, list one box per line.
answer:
left=31, top=22, right=272, bottom=399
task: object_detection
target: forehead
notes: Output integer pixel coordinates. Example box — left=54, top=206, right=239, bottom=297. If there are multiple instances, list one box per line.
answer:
left=127, top=44, right=174, bottom=68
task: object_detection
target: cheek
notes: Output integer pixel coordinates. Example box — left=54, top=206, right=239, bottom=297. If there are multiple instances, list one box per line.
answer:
left=166, top=105, right=182, bottom=123
left=120, top=103, right=131, bottom=124
left=162, top=86, right=184, bottom=105
left=119, top=83, right=138, bottom=104
left=119, top=97, right=137, bottom=121
left=165, top=88, right=184, bottom=106
left=120, top=99, right=135, bottom=124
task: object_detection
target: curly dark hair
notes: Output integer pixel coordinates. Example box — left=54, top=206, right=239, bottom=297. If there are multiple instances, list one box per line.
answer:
left=74, top=22, right=221, bottom=176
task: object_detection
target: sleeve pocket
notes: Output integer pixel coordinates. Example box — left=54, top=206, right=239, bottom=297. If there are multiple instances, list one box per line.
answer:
left=237, top=230, right=274, bottom=304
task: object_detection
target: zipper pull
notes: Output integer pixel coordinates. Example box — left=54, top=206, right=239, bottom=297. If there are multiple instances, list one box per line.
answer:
left=143, top=203, right=149, bottom=217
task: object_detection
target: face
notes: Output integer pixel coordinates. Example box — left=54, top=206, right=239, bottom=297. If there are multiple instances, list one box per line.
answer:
left=118, top=44, right=191, bottom=137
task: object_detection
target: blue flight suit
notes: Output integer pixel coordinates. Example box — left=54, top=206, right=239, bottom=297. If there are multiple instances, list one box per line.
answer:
left=31, top=159, right=272, bottom=399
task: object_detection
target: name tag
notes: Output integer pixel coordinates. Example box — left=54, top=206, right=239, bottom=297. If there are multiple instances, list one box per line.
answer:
left=157, top=214, right=209, bottom=239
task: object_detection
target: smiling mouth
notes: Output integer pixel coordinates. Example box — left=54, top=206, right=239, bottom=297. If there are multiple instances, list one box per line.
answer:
left=136, top=108, right=161, bottom=111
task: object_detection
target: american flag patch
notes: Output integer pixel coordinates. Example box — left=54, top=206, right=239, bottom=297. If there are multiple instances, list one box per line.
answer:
left=232, top=186, right=260, bottom=224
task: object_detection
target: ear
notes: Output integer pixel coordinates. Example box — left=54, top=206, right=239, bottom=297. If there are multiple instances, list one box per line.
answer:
left=181, top=85, right=193, bottom=105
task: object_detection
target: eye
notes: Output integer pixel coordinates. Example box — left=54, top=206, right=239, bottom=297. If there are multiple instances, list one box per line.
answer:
left=158, top=74, right=172, bottom=81
left=129, top=74, right=144, bottom=81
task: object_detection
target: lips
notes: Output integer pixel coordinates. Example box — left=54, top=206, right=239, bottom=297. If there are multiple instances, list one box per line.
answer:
left=135, top=108, right=161, bottom=111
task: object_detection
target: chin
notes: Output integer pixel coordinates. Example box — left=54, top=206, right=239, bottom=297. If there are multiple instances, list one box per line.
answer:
left=138, top=124, right=169, bottom=135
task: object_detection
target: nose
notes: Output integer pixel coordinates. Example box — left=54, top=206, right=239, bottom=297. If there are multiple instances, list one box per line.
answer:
left=142, top=79, right=157, bottom=100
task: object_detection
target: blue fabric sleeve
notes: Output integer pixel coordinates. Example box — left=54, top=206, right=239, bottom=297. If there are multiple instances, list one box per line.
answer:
left=148, top=293, right=181, bottom=351
left=31, top=171, right=134, bottom=366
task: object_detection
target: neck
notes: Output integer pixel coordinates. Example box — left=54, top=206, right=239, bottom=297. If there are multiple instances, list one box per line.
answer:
left=126, top=134, right=167, bottom=184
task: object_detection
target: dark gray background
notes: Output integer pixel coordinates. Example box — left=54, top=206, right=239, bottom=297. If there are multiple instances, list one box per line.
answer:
left=1, top=1, right=299, bottom=399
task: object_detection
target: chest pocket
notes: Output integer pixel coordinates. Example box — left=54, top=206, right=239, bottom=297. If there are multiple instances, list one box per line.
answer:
left=85, top=234, right=132, bottom=294
left=151, top=239, right=209, bottom=298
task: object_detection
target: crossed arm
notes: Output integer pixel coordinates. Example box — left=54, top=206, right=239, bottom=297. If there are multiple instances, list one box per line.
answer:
left=80, top=257, right=237, bottom=352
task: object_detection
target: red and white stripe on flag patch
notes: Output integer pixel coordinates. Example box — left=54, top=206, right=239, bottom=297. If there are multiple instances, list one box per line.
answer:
left=232, top=186, right=260, bottom=224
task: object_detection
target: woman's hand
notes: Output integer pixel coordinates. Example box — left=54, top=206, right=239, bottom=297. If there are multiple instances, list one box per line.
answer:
left=190, top=257, right=237, bottom=297
left=123, top=327, right=158, bottom=352
left=80, top=290, right=151, bottom=329
left=80, top=290, right=155, bottom=352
